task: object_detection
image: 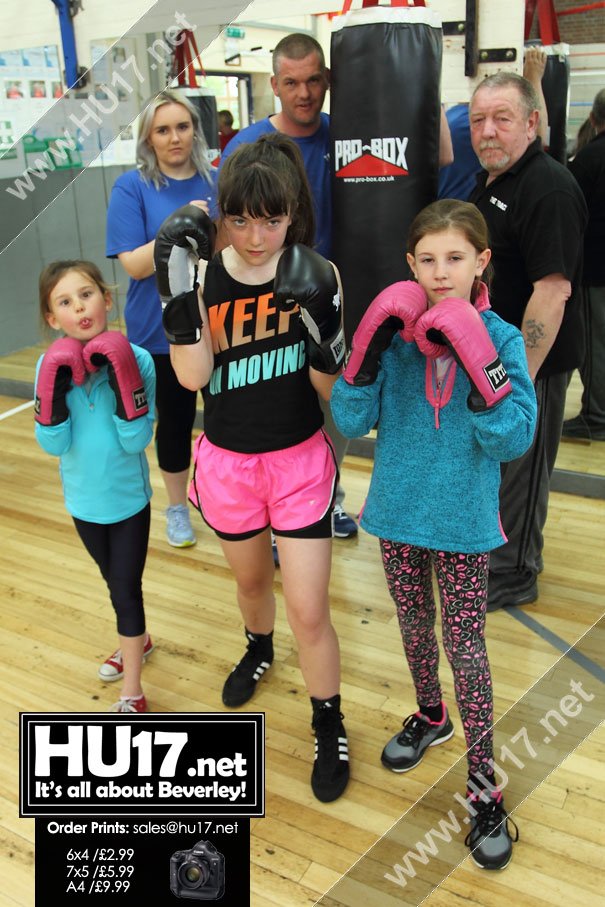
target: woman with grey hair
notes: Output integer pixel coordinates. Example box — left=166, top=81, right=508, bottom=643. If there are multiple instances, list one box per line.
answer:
left=106, top=90, right=216, bottom=560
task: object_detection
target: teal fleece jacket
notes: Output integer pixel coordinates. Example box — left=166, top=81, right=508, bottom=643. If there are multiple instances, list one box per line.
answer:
left=330, top=309, right=537, bottom=552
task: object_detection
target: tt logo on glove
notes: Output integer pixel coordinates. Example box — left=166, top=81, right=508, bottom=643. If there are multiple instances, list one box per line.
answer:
left=132, top=387, right=148, bottom=412
left=484, top=357, right=510, bottom=393
left=331, top=332, right=346, bottom=366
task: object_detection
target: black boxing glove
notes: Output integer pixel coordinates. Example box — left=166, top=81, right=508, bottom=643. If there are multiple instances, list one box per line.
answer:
left=154, top=204, right=216, bottom=345
left=274, top=244, right=345, bottom=374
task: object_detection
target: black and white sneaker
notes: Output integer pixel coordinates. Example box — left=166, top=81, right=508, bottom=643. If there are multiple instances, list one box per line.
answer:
left=222, top=629, right=273, bottom=708
left=311, top=695, right=350, bottom=802
left=465, top=790, right=519, bottom=870
left=333, top=504, right=358, bottom=538
left=271, top=531, right=280, bottom=568
left=381, top=704, right=454, bottom=772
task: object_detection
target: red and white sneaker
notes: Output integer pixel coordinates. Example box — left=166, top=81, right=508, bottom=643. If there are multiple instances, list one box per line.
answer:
left=98, top=636, right=154, bottom=682
left=109, top=695, right=148, bottom=714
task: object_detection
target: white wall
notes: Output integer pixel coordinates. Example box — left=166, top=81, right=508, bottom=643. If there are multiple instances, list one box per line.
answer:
left=1, top=0, right=602, bottom=155
left=0, top=1, right=318, bottom=142
left=0, top=0, right=154, bottom=62
left=569, top=42, right=605, bottom=133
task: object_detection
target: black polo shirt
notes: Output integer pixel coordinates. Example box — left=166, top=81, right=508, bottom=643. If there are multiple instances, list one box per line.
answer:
left=470, top=139, right=587, bottom=379
left=569, top=130, right=605, bottom=286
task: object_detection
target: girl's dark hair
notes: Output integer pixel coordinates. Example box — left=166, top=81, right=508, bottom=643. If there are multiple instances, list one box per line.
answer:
left=218, top=132, right=315, bottom=247
left=39, top=259, right=111, bottom=329
left=591, top=88, right=605, bottom=131
left=407, top=199, right=493, bottom=298
left=573, top=117, right=596, bottom=156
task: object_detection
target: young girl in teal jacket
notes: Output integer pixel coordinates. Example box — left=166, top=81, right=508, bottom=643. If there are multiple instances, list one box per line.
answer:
left=35, top=260, right=156, bottom=713
left=331, top=200, right=537, bottom=871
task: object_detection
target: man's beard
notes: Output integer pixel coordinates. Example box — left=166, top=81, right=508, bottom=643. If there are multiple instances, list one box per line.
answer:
left=478, top=141, right=511, bottom=172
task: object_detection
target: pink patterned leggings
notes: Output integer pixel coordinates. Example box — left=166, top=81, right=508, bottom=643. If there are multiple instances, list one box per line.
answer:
left=380, top=540, right=494, bottom=776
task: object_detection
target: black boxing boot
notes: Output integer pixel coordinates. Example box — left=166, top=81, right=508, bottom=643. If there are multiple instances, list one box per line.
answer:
left=310, top=694, right=350, bottom=802
left=222, top=628, right=274, bottom=707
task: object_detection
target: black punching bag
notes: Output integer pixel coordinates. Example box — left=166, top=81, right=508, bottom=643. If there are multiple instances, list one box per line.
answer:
left=541, top=46, right=571, bottom=164
left=330, top=4, right=442, bottom=343
left=175, top=87, right=220, bottom=164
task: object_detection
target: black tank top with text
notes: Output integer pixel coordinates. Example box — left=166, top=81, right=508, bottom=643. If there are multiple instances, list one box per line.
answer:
left=201, top=253, right=323, bottom=453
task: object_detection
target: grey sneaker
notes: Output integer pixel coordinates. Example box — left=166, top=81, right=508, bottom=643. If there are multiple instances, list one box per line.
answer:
left=465, top=791, right=519, bottom=870
left=381, top=706, right=454, bottom=772
left=166, top=504, right=196, bottom=548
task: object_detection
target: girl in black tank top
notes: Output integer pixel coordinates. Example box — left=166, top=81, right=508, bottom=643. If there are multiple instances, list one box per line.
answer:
left=170, top=132, right=350, bottom=804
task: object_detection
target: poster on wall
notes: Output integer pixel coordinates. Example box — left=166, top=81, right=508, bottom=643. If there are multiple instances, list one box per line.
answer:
left=82, top=39, right=141, bottom=166
left=0, top=45, right=62, bottom=140
left=0, top=38, right=141, bottom=179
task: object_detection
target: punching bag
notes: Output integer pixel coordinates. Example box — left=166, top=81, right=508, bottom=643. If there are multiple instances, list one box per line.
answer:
left=175, top=88, right=220, bottom=165
left=541, top=45, right=571, bottom=164
left=330, top=3, right=442, bottom=343
left=171, top=29, right=220, bottom=165
left=524, top=3, right=570, bottom=166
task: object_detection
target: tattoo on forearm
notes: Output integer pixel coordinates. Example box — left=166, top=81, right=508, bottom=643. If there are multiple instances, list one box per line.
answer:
left=524, top=319, right=545, bottom=349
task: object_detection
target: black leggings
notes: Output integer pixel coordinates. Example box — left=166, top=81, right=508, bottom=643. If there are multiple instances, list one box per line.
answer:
left=152, top=353, right=197, bottom=473
left=73, top=504, right=150, bottom=637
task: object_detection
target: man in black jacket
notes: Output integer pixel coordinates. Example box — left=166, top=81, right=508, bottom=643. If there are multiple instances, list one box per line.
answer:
left=469, top=72, right=587, bottom=612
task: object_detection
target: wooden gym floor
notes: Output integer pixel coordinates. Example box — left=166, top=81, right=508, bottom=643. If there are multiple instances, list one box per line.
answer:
left=0, top=350, right=604, bottom=906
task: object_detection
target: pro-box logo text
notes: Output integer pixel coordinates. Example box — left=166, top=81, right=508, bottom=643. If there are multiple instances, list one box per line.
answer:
left=334, top=137, right=409, bottom=179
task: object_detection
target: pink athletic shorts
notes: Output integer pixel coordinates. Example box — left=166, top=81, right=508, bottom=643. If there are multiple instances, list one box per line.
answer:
left=189, top=429, right=338, bottom=540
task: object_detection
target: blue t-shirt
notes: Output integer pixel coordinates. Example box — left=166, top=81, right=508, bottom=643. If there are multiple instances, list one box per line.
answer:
left=438, top=105, right=481, bottom=202
left=220, top=114, right=332, bottom=258
left=106, top=168, right=217, bottom=353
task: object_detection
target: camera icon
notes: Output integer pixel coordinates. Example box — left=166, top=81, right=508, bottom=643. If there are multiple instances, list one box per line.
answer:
left=170, top=840, right=225, bottom=900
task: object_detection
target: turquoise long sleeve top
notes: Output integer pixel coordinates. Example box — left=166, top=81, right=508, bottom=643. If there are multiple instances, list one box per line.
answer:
left=35, top=343, right=155, bottom=524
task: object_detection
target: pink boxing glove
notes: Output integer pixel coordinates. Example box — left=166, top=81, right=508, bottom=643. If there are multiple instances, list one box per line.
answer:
left=343, top=281, right=428, bottom=386
left=34, top=336, right=86, bottom=426
left=414, top=297, right=512, bottom=412
left=83, top=331, right=149, bottom=421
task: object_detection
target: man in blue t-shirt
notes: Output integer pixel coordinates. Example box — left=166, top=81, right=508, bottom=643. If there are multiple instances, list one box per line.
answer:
left=438, top=104, right=480, bottom=202
left=220, top=34, right=332, bottom=259
left=219, top=34, right=356, bottom=542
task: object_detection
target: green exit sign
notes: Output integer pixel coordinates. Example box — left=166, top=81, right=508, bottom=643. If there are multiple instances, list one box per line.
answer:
left=226, top=26, right=246, bottom=39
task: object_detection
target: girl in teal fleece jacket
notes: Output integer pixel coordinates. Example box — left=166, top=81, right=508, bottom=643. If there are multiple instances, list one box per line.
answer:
left=331, top=200, right=537, bottom=871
